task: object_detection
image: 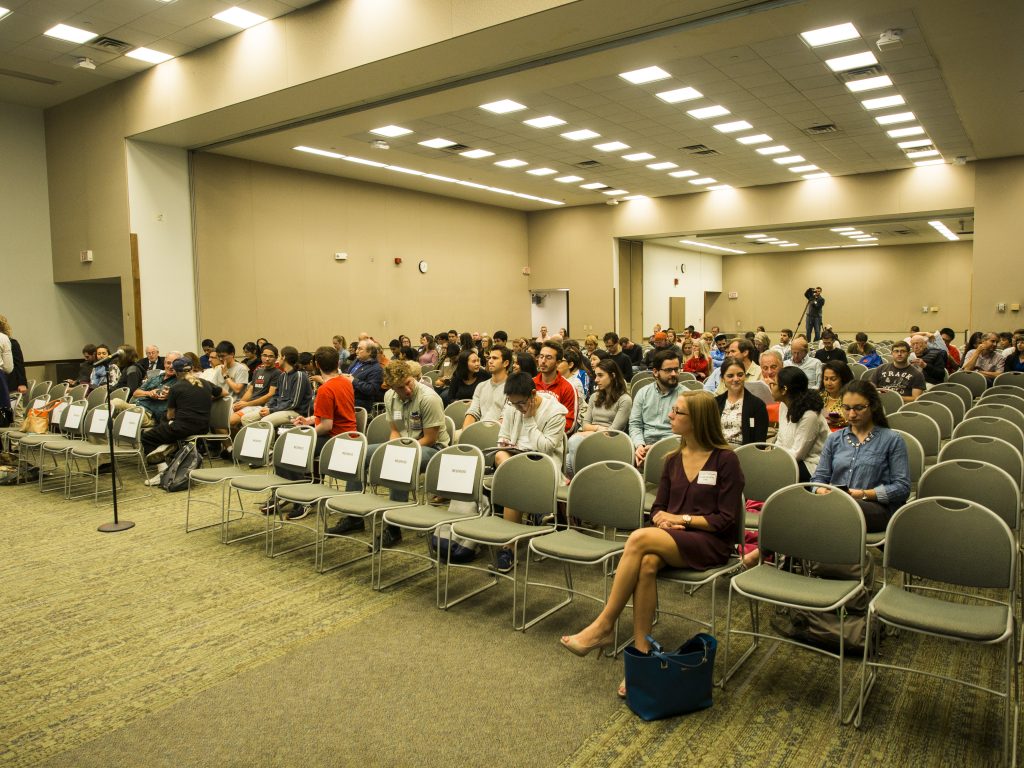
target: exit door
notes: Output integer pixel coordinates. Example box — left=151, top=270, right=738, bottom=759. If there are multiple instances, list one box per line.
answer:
left=669, top=297, right=686, bottom=331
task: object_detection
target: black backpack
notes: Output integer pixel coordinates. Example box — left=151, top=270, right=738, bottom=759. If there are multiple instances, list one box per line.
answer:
left=159, top=442, right=202, bottom=492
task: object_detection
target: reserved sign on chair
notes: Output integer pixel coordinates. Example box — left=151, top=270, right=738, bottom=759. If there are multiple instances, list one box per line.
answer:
left=436, top=454, right=477, bottom=495
left=327, top=441, right=361, bottom=475
left=280, top=432, right=313, bottom=467
left=380, top=444, right=417, bottom=483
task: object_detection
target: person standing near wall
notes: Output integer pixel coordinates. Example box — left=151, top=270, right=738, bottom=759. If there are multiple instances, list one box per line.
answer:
left=0, top=315, right=27, bottom=395
left=804, top=287, right=825, bottom=342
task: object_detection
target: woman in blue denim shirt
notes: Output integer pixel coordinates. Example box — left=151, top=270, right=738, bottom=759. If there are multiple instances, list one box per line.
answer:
left=811, top=379, right=910, bottom=532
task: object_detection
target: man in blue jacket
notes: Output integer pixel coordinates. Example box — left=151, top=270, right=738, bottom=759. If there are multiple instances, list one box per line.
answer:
left=344, top=339, right=384, bottom=412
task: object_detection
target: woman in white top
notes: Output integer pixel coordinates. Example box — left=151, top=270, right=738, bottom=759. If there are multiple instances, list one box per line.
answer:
left=771, top=366, right=829, bottom=482
left=564, top=358, right=633, bottom=475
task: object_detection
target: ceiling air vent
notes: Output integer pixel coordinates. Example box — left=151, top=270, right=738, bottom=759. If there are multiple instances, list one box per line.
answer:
left=893, top=229, right=915, bottom=236
left=804, top=124, right=840, bottom=136
left=682, top=144, right=720, bottom=156
left=574, top=160, right=602, bottom=168
left=439, top=144, right=471, bottom=153
left=838, top=65, right=884, bottom=81
left=89, top=37, right=133, bottom=54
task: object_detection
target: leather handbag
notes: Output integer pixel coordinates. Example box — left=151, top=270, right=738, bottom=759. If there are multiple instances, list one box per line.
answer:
left=624, top=633, right=716, bottom=721
left=20, top=400, right=59, bottom=434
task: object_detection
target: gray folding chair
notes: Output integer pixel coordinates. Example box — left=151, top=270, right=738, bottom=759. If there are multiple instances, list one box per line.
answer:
left=365, top=412, right=392, bottom=444
left=916, top=389, right=965, bottom=425
left=629, top=378, right=654, bottom=397
left=949, top=370, right=987, bottom=400
left=458, top=420, right=500, bottom=452
left=939, top=436, right=1023, bottom=491
left=848, top=362, right=867, bottom=379
left=931, top=381, right=974, bottom=416
left=66, top=383, right=89, bottom=401
left=899, top=400, right=954, bottom=441
left=67, top=409, right=148, bottom=502
left=36, top=400, right=90, bottom=494
left=723, top=483, right=866, bottom=722
left=642, top=436, right=681, bottom=514
left=966, top=403, right=1024, bottom=434
left=891, top=429, right=925, bottom=500
left=877, top=389, right=904, bottom=416
left=855, top=499, right=1017, bottom=768
left=994, top=371, right=1024, bottom=390
left=888, top=411, right=941, bottom=466
left=734, top=442, right=799, bottom=530
left=183, top=396, right=233, bottom=463
left=978, top=393, right=1024, bottom=417
left=523, top=461, right=644, bottom=630
left=680, top=380, right=704, bottom=392
left=678, top=371, right=696, bottom=382
left=443, top=399, right=472, bottom=427
left=354, top=407, right=368, bottom=435
left=982, top=385, right=1024, bottom=401
left=47, top=382, right=68, bottom=399
left=16, top=398, right=73, bottom=486
left=953, top=416, right=1024, bottom=455
left=85, top=385, right=108, bottom=410
left=558, top=429, right=633, bottom=502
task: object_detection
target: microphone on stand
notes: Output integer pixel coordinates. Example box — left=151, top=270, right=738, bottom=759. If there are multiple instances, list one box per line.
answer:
left=91, top=349, right=125, bottom=368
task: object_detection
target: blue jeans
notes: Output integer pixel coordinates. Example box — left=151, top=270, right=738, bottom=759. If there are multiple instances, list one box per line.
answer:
left=806, top=314, right=822, bottom=342
left=346, top=442, right=439, bottom=501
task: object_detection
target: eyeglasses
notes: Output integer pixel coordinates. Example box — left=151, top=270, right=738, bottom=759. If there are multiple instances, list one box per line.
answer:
left=840, top=404, right=869, bottom=413
left=659, top=366, right=680, bottom=374
left=669, top=407, right=688, bottom=417
left=506, top=397, right=531, bottom=412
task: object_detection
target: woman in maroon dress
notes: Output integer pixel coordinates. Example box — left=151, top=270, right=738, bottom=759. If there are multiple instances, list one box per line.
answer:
left=560, top=390, right=745, bottom=695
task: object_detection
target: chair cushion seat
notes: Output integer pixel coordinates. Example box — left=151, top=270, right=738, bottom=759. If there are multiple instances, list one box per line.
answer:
left=229, top=474, right=306, bottom=492
left=40, top=439, right=79, bottom=453
left=732, top=564, right=862, bottom=610
left=190, top=467, right=251, bottom=483
left=555, top=485, right=569, bottom=502
left=865, top=531, right=886, bottom=547
left=643, top=490, right=657, bottom=511
left=872, top=586, right=1011, bottom=642
left=383, top=504, right=479, bottom=530
left=450, top=515, right=553, bottom=545
left=19, top=434, right=67, bottom=447
left=530, top=529, right=624, bottom=562
left=275, top=483, right=349, bottom=504
left=661, top=557, right=742, bottom=586
left=324, top=493, right=409, bottom=516
left=69, top=445, right=139, bottom=459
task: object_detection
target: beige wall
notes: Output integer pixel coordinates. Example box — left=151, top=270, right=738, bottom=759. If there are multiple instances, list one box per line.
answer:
left=972, top=156, right=1024, bottom=332
left=192, top=153, right=530, bottom=347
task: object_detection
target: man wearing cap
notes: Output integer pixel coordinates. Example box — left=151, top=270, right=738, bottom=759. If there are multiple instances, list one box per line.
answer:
left=643, top=332, right=670, bottom=369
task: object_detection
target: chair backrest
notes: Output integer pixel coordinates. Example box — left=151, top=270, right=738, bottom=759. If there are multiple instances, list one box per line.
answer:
left=84, top=405, right=111, bottom=442
left=931, top=381, right=974, bottom=415
left=679, top=380, right=704, bottom=392
left=916, top=390, right=966, bottom=424
left=458, top=420, right=500, bottom=451
left=573, top=430, right=634, bottom=473
left=884, top=498, right=1015, bottom=589
left=59, top=400, right=89, bottom=438
left=994, top=371, right=1024, bottom=389
left=112, top=409, right=145, bottom=448
left=568, top=460, right=644, bottom=530
left=425, top=369, right=442, bottom=384
left=948, top=370, right=987, bottom=399
left=365, top=412, right=392, bottom=445
left=443, top=399, right=472, bottom=426
left=232, top=422, right=274, bottom=466
left=629, top=378, right=654, bottom=397
left=887, top=411, right=940, bottom=459
left=878, top=389, right=904, bottom=416
left=983, top=385, right=1024, bottom=401
left=27, top=380, right=52, bottom=401
left=367, top=437, right=423, bottom=495
left=632, top=371, right=654, bottom=384
left=966, top=403, right=1024, bottom=432
left=109, top=387, right=130, bottom=402
left=918, top=459, right=1020, bottom=531
left=759, top=483, right=865, bottom=566
left=952, top=416, right=1024, bottom=455
left=848, top=362, right=867, bottom=379
left=420, top=363, right=436, bottom=374
left=735, top=442, right=799, bottom=503
left=899, top=400, right=954, bottom=439
left=445, top=416, right=457, bottom=445
left=425, top=444, right=485, bottom=504
left=490, top=451, right=559, bottom=518
left=939, top=435, right=1024, bottom=490
left=48, top=382, right=68, bottom=398
left=271, top=426, right=318, bottom=475
left=207, top=396, right=232, bottom=432
left=354, top=407, right=368, bottom=435
left=642, top=436, right=680, bottom=488
left=891, top=429, right=925, bottom=489
left=976, top=393, right=1024, bottom=416
left=66, top=383, right=89, bottom=401
left=678, top=371, right=696, bottom=382
left=85, top=385, right=108, bottom=410
left=318, top=432, right=368, bottom=485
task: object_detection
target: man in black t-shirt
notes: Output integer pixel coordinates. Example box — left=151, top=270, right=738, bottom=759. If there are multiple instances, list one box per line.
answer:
left=230, top=343, right=282, bottom=431
left=602, top=332, right=635, bottom=382
left=813, top=330, right=847, bottom=365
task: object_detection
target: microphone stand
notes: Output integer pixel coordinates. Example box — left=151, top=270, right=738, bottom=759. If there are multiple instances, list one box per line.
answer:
left=97, top=360, right=135, bottom=533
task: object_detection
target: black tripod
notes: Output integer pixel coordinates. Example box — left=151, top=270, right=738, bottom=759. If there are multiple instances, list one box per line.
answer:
left=94, top=360, right=135, bottom=533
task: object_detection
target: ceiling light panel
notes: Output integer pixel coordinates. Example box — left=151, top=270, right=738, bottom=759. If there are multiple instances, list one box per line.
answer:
left=929, top=220, right=959, bottom=239
left=494, top=158, right=528, bottom=167
left=800, top=22, right=860, bottom=47
left=580, top=182, right=608, bottom=190
left=593, top=141, right=630, bottom=152
left=689, top=177, right=716, bottom=185
left=44, top=24, right=98, bottom=43
left=914, top=159, right=946, bottom=167
left=862, top=95, right=906, bottom=110
left=555, top=175, right=583, bottom=183
left=212, top=7, right=267, bottom=28
left=370, top=125, right=412, bottom=138
left=560, top=129, right=600, bottom=141
left=526, top=167, right=557, bottom=175
left=825, top=51, right=878, bottom=72
left=523, top=115, right=566, bottom=128
left=0, top=7, right=10, bottom=20
left=668, top=170, right=698, bottom=178
left=773, top=155, right=806, bottom=165
left=419, top=138, right=457, bottom=148
left=906, top=149, right=940, bottom=158
left=756, top=145, right=789, bottom=155
left=789, top=164, right=818, bottom=172
left=706, top=184, right=733, bottom=191
left=619, top=66, right=671, bottom=84
left=679, top=239, right=746, bottom=254
left=655, top=86, right=703, bottom=103
left=803, top=172, right=831, bottom=179
left=687, top=105, right=730, bottom=119
left=647, top=162, right=677, bottom=170
left=479, top=100, right=527, bottom=114
left=622, top=152, right=655, bottom=161
left=713, top=120, right=753, bottom=133
left=737, top=134, right=772, bottom=145
left=897, top=139, right=933, bottom=149
left=875, top=112, right=916, bottom=125
left=845, top=75, right=893, bottom=93
left=603, top=189, right=628, bottom=195
left=125, top=47, right=174, bottom=64
left=887, top=126, right=926, bottom=138
left=460, top=149, right=494, bottom=158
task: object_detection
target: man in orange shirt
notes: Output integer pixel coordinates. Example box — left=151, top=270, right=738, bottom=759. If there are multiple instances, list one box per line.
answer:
left=533, top=340, right=576, bottom=432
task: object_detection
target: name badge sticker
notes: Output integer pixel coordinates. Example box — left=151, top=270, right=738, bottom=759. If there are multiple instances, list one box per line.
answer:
left=697, top=470, right=718, bottom=486
left=749, top=417, right=755, bottom=428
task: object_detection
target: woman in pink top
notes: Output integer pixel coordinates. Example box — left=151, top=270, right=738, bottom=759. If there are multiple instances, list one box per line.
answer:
left=417, top=333, right=439, bottom=366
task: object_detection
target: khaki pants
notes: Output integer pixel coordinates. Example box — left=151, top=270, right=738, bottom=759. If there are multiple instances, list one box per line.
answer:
left=110, top=398, right=156, bottom=428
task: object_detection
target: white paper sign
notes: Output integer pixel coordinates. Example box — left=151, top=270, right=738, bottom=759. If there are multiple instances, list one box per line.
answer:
left=64, top=405, right=85, bottom=430
left=118, top=411, right=142, bottom=438
left=327, top=440, right=362, bottom=475
left=239, top=428, right=270, bottom=459
left=435, top=454, right=478, bottom=495
left=89, top=410, right=109, bottom=434
left=32, top=398, right=47, bottom=410
left=379, top=444, right=417, bottom=484
left=50, top=402, right=69, bottom=424
left=280, top=432, right=313, bottom=467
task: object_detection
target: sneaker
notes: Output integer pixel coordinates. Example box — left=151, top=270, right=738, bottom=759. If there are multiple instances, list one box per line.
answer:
left=494, top=548, right=514, bottom=574
left=259, top=500, right=279, bottom=516
left=380, top=525, right=403, bottom=549
left=144, top=462, right=167, bottom=487
left=326, top=516, right=365, bottom=535
left=286, top=505, right=310, bottom=521
left=146, top=443, right=173, bottom=464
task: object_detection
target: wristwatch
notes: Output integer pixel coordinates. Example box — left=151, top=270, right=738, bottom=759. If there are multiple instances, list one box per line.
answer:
left=682, top=514, right=692, bottom=527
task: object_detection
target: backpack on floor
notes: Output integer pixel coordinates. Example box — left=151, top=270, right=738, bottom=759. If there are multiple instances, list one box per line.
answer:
left=159, top=443, right=202, bottom=493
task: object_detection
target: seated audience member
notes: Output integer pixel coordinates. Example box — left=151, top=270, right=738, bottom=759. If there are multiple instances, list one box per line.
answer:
left=198, top=339, right=215, bottom=370
left=258, top=346, right=313, bottom=426
left=513, top=352, right=538, bottom=378
left=388, top=339, right=402, bottom=361
left=813, top=330, right=847, bottom=364
left=710, top=334, right=729, bottom=366
left=1003, top=329, right=1024, bottom=359
left=110, top=352, right=180, bottom=427
left=758, top=349, right=783, bottom=387
left=90, top=344, right=120, bottom=389
left=812, top=380, right=911, bottom=533
left=534, top=341, right=576, bottom=432
left=396, top=347, right=418, bottom=363
left=183, top=351, right=202, bottom=370
left=332, top=335, right=349, bottom=366
left=241, top=342, right=260, bottom=375
left=538, top=325, right=551, bottom=343
left=198, top=350, right=220, bottom=382
left=642, top=332, right=670, bottom=369
left=559, top=347, right=590, bottom=402
left=142, top=345, right=164, bottom=378
left=753, top=331, right=771, bottom=354
left=715, top=357, right=768, bottom=448
left=207, top=341, right=249, bottom=400
left=621, top=337, right=643, bottom=369
left=560, top=390, right=743, bottom=696
left=418, top=333, right=439, bottom=366
left=143, top=358, right=225, bottom=486
left=70, top=344, right=97, bottom=384
left=665, top=329, right=678, bottom=351
left=344, top=339, right=384, bottom=413
left=909, top=334, right=947, bottom=387
left=445, top=349, right=490, bottom=405
left=602, top=332, right=635, bottom=382
left=1007, top=335, right=1024, bottom=373
left=112, top=345, right=147, bottom=393
left=463, top=346, right=511, bottom=428
left=491, top=372, right=570, bottom=573
left=771, top=367, right=828, bottom=482
left=820, top=360, right=854, bottom=431
left=565, top=359, right=632, bottom=475
left=961, top=332, right=1005, bottom=384
left=683, top=339, right=711, bottom=382
left=230, top=344, right=282, bottom=430
left=457, top=332, right=474, bottom=355
left=628, top=350, right=682, bottom=466
left=479, top=335, right=493, bottom=354
left=704, top=338, right=762, bottom=393
left=771, top=329, right=793, bottom=362
left=492, top=330, right=508, bottom=349
left=784, top=338, right=823, bottom=390
left=846, top=332, right=875, bottom=358
left=997, top=331, right=1014, bottom=354
left=870, top=341, right=924, bottom=402
left=433, top=343, right=460, bottom=393
left=939, top=327, right=961, bottom=372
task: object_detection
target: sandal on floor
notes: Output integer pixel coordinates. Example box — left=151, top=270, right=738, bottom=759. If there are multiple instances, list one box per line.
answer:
left=617, top=678, right=626, bottom=699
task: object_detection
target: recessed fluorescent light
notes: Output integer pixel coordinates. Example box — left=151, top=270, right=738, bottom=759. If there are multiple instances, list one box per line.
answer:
left=805, top=246, right=839, bottom=250
left=800, top=22, right=860, bottom=47
left=561, top=129, right=600, bottom=141
left=898, top=139, right=933, bottom=149
left=687, top=105, right=730, bottom=119
left=862, top=95, right=906, bottom=110
left=580, top=182, right=609, bottom=190
left=212, top=6, right=266, bottom=28
left=419, top=138, right=457, bottom=149
left=915, top=159, right=946, bottom=167
left=855, top=237, right=878, bottom=241
left=843, top=244, right=879, bottom=248
left=622, top=152, right=655, bottom=161
left=773, top=155, right=805, bottom=165
left=844, top=231, right=865, bottom=235
left=845, top=75, right=893, bottom=93
left=343, top=155, right=386, bottom=168
left=523, top=115, right=566, bottom=129
left=0, top=7, right=10, bottom=20
left=527, top=167, right=557, bottom=176
left=655, top=86, right=703, bottom=103
left=706, top=184, right=733, bottom=191
left=737, top=134, right=772, bottom=145
left=647, top=162, right=678, bottom=170
left=125, top=47, right=174, bottom=64
left=555, top=175, right=583, bottom=183
left=669, top=170, right=698, bottom=178
left=825, top=51, right=877, bottom=72
left=887, top=126, right=925, bottom=138
left=44, top=23, right=98, bottom=43
left=370, top=125, right=412, bottom=138
left=619, top=66, right=671, bottom=84
left=803, top=172, right=831, bottom=179
left=460, top=149, right=494, bottom=159
left=678, top=239, right=746, bottom=254
left=744, top=234, right=768, bottom=239
left=760, top=238, right=780, bottom=243
left=689, top=177, right=716, bottom=185
left=621, top=195, right=649, bottom=201
left=906, top=149, right=940, bottom=159
left=494, top=158, right=528, bottom=167
left=875, top=112, right=916, bottom=125
left=480, top=99, right=527, bottom=114
left=593, top=141, right=630, bottom=152
left=789, top=164, right=818, bottom=172
left=294, top=146, right=344, bottom=159
left=603, top=189, right=629, bottom=195
left=757, top=145, right=790, bottom=155
left=929, top=220, right=959, bottom=240
left=778, top=242, right=800, bottom=247
left=713, top=120, right=753, bottom=134
left=831, top=227, right=855, bottom=232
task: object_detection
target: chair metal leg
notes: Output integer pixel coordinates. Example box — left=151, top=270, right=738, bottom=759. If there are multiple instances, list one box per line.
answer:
left=520, top=558, right=573, bottom=631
